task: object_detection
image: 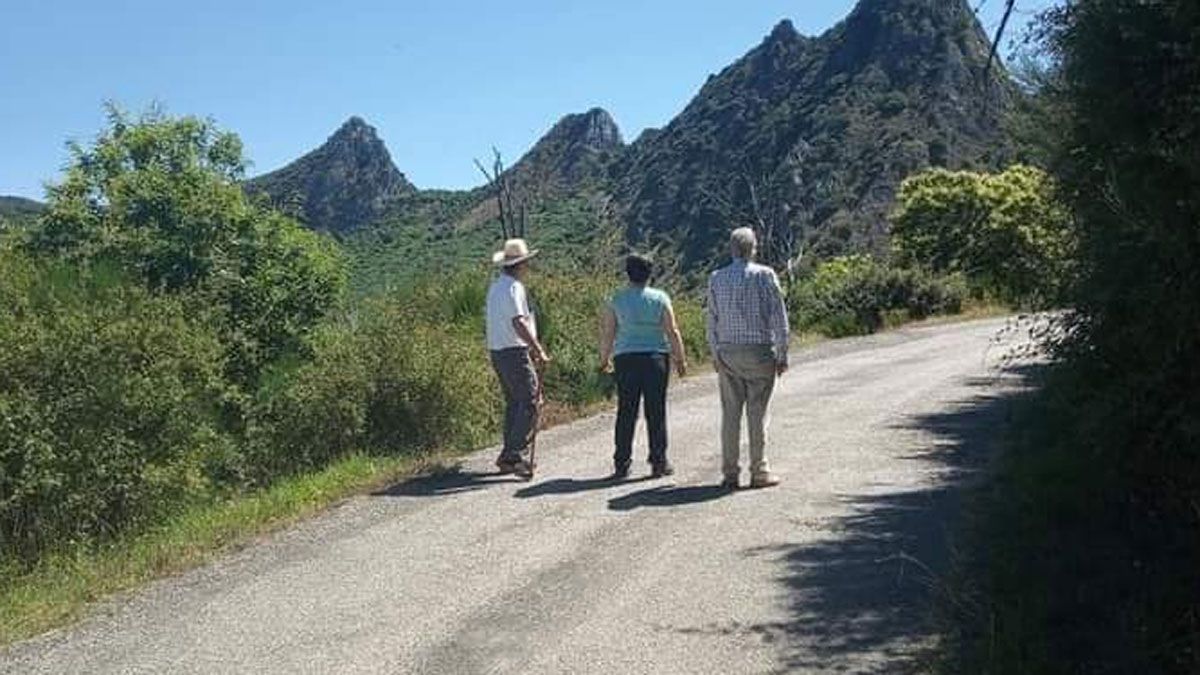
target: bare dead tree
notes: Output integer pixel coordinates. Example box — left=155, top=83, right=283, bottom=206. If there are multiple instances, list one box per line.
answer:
left=694, top=165, right=803, bottom=282
left=738, top=163, right=803, bottom=281
left=981, top=0, right=1018, bottom=77
left=473, top=148, right=528, bottom=240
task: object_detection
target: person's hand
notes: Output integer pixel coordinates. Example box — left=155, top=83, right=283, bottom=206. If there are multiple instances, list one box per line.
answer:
left=776, top=361, right=789, bottom=377
left=599, top=357, right=614, bottom=374
left=675, top=360, right=688, bottom=378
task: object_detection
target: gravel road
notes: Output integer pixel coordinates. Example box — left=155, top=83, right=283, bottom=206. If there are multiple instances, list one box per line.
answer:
left=0, top=317, right=1032, bottom=674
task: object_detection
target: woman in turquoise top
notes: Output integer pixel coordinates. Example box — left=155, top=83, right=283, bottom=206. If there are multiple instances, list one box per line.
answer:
left=599, top=254, right=688, bottom=478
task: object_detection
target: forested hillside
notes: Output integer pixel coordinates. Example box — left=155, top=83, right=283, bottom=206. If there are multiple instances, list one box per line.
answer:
left=0, top=196, right=44, bottom=231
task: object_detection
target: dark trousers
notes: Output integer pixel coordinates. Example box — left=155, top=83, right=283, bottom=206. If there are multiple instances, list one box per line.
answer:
left=490, top=347, right=539, bottom=462
left=613, top=352, right=670, bottom=469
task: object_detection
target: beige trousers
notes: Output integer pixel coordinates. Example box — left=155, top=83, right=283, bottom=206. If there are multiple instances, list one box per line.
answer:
left=716, top=344, right=778, bottom=479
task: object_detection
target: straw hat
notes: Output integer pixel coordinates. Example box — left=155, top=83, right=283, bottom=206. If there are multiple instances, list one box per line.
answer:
left=491, top=238, right=539, bottom=267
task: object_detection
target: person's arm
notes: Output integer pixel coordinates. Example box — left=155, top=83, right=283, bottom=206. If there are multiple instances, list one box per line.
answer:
left=508, top=281, right=549, bottom=365
left=661, top=303, right=688, bottom=378
left=598, top=305, right=617, bottom=373
left=763, top=270, right=790, bottom=376
left=706, top=278, right=721, bottom=372
left=512, top=316, right=549, bottom=365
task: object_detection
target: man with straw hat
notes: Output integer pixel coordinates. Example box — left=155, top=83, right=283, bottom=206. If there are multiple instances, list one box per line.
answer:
left=486, top=239, right=551, bottom=478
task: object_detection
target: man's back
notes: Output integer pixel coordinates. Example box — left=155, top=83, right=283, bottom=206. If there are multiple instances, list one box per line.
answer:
left=706, top=259, right=789, bottom=351
left=486, top=274, right=534, bottom=351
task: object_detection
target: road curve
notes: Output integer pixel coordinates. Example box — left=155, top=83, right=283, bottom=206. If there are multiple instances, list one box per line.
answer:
left=1, top=317, right=1031, bottom=674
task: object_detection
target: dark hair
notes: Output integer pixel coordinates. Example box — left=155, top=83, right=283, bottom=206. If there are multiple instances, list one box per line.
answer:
left=625, top=254, right=653, bottom=284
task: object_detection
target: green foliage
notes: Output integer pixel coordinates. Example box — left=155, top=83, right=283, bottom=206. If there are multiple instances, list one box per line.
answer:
left=26, top=106, right=347, bottom=384
left=344, top=193, right=622, bottom=295
left=891, top=165, right=1074, bottom=307
left=788, top=255, right=966, bottom=337
left=532, top=273, right=619, bottom=405
left=941, top=2, right=1200, bottom=673
left=0, top=251, right=229, bottom=562
left=245, top=297, right=495, bottom=480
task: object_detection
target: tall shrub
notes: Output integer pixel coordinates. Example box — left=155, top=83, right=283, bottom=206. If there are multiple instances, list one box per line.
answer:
left=788, top=256, right=965, bottom=336
left=0, top=252, right=228, bottom=562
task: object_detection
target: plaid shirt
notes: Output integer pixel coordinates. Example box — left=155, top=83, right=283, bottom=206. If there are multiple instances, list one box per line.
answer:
left=706, top=258, right=790, bottom=364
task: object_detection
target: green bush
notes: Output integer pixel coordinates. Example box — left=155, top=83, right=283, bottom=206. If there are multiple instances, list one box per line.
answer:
left=788, top=256, right=966, bottom=337
left=533, top=274, right=614, bottom=405
left=0, top=252, right=229, bottom=562
left=245, top=295, right=497, bottom=480
left=27, top=107, right=346, bottom=386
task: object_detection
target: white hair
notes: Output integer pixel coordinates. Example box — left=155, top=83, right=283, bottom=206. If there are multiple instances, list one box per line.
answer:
left=730, top=227, right=757, bottom=259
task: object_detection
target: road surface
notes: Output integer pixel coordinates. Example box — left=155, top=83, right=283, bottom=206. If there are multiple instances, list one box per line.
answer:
left=1, top=317, right=1032, bottom=674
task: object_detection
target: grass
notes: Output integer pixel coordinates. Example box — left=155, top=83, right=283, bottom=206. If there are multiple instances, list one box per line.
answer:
left=0, top=306, right=1007, bottom=649
left=0, top=453, right=442, bottom=646
left=884, top=299, right=1012, bottom=330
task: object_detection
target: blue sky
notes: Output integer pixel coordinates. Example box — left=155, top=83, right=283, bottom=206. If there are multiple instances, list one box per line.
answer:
left=0, top=0, right=1055, bottom=199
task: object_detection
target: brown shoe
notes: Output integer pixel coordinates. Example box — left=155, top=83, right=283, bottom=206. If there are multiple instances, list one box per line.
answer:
left=749, top=472, right=781, bottom=489
left=512, top=461, right=534, bottom=480
left=496, top=457, right=534, bottom=478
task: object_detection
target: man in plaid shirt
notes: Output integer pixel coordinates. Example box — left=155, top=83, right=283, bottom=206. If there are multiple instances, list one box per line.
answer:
left=706, top=227, right=789, bottom=489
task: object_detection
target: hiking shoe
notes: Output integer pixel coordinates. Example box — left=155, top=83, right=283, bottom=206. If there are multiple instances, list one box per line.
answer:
left=720, top=476, right=739, bottom=491
left=650, top=462, right=675, bottom=478
left=496, top=457, right=532, bottom=476
left=512, top=460, right=535, bottom=480
left=749, top=472, right=781, bottom=489
left=611, top=463, right=631, bottom=480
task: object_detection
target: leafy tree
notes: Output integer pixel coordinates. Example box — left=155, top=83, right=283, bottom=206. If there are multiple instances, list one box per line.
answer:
left=28, top=106, right=347, bottom=383
left=890, top=164, right=1073, bottom=306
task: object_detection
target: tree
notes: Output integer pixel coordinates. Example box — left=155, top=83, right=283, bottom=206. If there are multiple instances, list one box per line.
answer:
left=28, top=106, right=347, bottom=383
left=474, top=148, right=528, bottom=241
left=890, top=164, right=1073, bottom=306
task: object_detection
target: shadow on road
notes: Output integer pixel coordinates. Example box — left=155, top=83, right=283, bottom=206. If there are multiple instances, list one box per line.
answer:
left=733, top=368, right=1036, bottom=673
left=608, top=484, right=732, bottom=511
left=372, top=466, right=520, bottom=497
left=514, top=475, right=652, bottom=498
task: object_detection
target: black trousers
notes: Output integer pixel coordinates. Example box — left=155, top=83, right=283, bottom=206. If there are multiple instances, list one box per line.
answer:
left=613, top=352, right=670, bottom=468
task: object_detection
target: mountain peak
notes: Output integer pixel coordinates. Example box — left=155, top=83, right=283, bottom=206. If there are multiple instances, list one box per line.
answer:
left=545, top=108, right=623, bottom=150
left=247, top=117, right=413, bottom=233
left=768, top=19, right=798, bottom=41
left=618, top=0, right=1013, bottom=267
left=503, top=107, right=625, bottom=196
left=332, top=115, right=374, bottom=138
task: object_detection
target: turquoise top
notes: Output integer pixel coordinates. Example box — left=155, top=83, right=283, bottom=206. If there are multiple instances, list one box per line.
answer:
left=612, top=286, right=672, bottom=355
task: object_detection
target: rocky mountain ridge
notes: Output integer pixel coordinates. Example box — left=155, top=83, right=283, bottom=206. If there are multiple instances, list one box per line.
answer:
left=246, top=117, right=414, bottom=233
left=250, top=0, right=1015, bottom=272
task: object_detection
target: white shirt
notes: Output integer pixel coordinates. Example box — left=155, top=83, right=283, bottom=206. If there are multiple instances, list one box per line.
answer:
left=486, top=273, right=537, bottom=351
